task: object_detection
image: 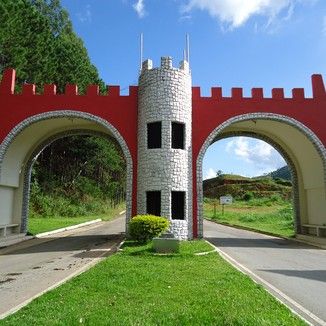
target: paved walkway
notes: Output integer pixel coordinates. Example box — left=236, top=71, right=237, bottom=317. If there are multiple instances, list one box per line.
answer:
left=0, top=216, right=125, bottom=319
left=204, top=219, right=326, bottom=326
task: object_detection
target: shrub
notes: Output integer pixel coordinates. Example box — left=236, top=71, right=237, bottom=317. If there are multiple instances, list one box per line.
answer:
left=274, top=178, right=292, bottom=187
left=129, top=215, right=170, bottom=243
left=239, top=214, right=256, bottom=223
left=242, top=191, right=254, bottom=201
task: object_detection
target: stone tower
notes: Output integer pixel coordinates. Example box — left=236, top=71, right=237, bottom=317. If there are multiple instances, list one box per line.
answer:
left=137, top=56, right=192, bottom=239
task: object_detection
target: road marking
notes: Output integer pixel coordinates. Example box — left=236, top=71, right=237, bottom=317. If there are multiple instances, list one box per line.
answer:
left=206, top=240, right=326, bottom=326
left=194, top=250, right=216, bottom=256
left=36, top=219, right=102, bottom=238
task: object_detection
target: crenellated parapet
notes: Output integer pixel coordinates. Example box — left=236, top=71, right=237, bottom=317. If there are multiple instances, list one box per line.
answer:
left=192, top=74, right=326, bottom=100
left=2, top=67, right=325, bottom=102
left=0, top=68, right=138, bottom=97
left=141, top=56, right=190, bottom=73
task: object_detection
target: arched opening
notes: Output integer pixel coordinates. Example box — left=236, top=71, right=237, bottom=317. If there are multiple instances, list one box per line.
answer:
left=202, top=134, right=296, bottom=237
left=196, top=113, right=326, bottom=242
left=0, top=111, right=133, bottom=237
left=26, top=131, right=126, bottom=234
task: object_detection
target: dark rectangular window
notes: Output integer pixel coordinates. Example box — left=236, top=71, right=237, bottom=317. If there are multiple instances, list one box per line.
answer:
left=146, top=191, right=161, bottom=216
left=171, top=122, right=184, bottom=149
left=171, top=191, right=185, bottom=220
left=147, top=122, right=162, bottom=149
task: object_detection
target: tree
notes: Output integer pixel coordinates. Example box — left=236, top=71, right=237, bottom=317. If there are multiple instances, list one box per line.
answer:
left=0, top=0, right=106, bottom=93
left=216, top=170, right=223, bottom=178
left=0, top=0, right=125, bottom=216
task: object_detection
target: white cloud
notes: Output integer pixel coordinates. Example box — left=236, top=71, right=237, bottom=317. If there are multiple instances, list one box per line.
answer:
left=183, top=0, right=316, bottom=30
left=225, top=137, right=285, bottom=175
left=76, top=4, right=92, bottom=23
left=204, top=168, right=217, bottom=180
left=133, top=0, right=146, bottom=18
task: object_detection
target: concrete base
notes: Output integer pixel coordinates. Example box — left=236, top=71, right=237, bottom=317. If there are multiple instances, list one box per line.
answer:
left=153, top=237, right=180, bottom=253
left=0, top=233, right=33, bottom=248
left=296, top=234, right=326, bottom=249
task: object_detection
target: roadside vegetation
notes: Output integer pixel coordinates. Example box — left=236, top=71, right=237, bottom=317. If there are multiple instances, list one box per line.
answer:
left=203, top=171, right=294, bottom=237
left=1, top=240, right=305, bottom=326
left=28, top=203, right=125, bottom=235
left=204, top=172, right=292, bottom=200
left=27, top=135, right=126, bottom=234
left=204, top=196, right=294, bottom=237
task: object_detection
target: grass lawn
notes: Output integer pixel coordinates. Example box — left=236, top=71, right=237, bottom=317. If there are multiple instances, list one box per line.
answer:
left=204, top=198, right=295, bottom=238
left=1, top=240, right=305, bottom=325
left=27, top=203, right=125, bottom=235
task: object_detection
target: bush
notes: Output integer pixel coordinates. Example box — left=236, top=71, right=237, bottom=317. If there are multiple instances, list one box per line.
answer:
left=242, top=191, right=254, bottom=201
left=129, top=215, right=170, bottom=243
left=274, top=178, right=292, bottom=187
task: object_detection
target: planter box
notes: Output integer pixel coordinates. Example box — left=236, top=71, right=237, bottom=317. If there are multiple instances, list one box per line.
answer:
left=153, top=237, right=180, bottom=253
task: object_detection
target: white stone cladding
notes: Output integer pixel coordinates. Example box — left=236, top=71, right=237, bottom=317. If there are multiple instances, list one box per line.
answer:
left=137, top=57, right=192, bottom=239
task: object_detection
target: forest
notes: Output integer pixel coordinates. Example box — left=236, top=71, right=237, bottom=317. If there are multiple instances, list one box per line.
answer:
left=0, top=0, right=126, bottom=218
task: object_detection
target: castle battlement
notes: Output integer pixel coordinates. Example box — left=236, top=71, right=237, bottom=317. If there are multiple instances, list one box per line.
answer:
left=192, top=75, right=325, bottom=100
left=2, top=67, right=325, bottom=101
left=141, top=56, right=190, bottom=74
left=0, top=69, right=138, bottom=97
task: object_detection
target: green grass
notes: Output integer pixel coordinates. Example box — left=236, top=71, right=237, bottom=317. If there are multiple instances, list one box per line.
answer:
left=204, top=198, right=295, bottom=238
left=1, top=240, right=305, bottom=326
left=27, top=203, right=125, bottom=235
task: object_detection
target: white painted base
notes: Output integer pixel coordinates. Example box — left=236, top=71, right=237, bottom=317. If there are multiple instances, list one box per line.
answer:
left=0, top=233, right=33, bottom=248
left=296, top=234, right=326, bottom=249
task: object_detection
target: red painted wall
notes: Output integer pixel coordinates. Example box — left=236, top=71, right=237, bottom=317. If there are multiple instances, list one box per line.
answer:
left=0, top=69, right=139, bottom=217
left=191, top=75, right=326, bottom=237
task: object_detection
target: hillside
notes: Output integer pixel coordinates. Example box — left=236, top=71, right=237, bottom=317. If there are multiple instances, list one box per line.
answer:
left=253, top=165, right=292, bottom=181
left=269, top=166, right=292, bottom=180
left=203, top=174, right=292, bottom=200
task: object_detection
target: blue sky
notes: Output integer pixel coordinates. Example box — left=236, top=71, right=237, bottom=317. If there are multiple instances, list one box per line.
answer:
left=61, top=0, right=326, bottom=179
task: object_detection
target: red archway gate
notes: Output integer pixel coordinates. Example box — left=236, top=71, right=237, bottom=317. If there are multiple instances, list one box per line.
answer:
left=0, top=64, right=325, bottom=244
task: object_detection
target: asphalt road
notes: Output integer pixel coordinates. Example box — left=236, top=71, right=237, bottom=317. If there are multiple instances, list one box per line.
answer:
left=0, top=216, right=125, bottom=319
left=204, top=219, right=326, bottom=326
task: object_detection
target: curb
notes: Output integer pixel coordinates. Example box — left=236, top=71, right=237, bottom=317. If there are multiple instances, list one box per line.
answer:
left=205, top=239, right=326, bottom=326
left=36, top=219, right=102, bottom=238
left=205, top=218, right=326, bottom=250
left=205, top=217, right=291, bottom=239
